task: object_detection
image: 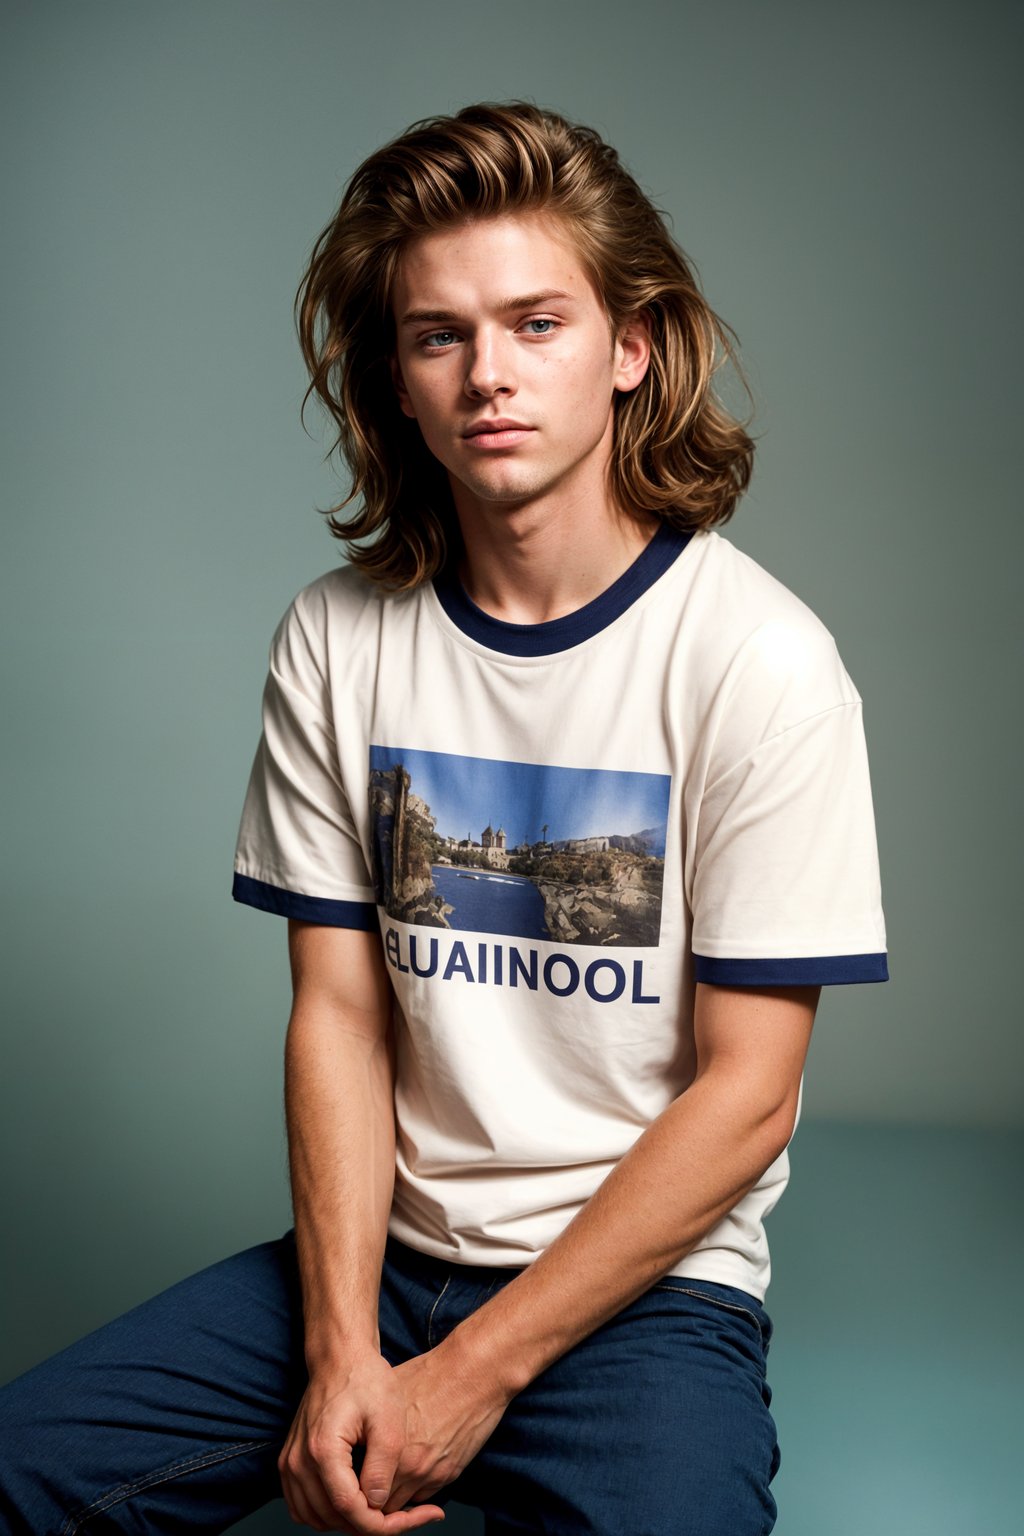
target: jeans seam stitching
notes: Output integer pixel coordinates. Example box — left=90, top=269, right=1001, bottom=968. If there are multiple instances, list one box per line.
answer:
left=652, top=1282, right=766, bottom=1338
left=58, top=1436, right=277, bottom=1534
left=426, top=1276, right=452, bottom=1350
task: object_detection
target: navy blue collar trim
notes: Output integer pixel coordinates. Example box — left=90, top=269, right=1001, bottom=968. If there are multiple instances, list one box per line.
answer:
left=432, top=521, right=694, bottom=657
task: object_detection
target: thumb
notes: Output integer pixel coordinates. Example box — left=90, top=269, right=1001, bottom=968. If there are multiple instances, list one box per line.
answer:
left=359, top=1427, right=401, bottom=1510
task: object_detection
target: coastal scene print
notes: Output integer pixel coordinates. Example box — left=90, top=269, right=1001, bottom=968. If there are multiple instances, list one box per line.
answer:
left=369, top=745, right=669, bottom=947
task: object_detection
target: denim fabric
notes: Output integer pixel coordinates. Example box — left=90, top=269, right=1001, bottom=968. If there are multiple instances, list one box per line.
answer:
left=0, top=1228, right=780, bottom=1534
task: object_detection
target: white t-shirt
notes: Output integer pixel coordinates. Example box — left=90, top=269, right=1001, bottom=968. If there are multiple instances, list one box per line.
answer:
left=232, top=523, right=888, bottom=1300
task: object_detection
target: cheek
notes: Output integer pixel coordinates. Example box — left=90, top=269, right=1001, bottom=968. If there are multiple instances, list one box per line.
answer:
left=545, top=340, right=614, bottom=395
left=402, top=370, right=448, bottom=426
left=405, top=382, right=461, bottom=459
left=549, top=350, right=617, bottom=432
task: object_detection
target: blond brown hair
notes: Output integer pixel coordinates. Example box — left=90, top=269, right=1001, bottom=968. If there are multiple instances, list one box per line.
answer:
left=296, top=101, right=756, bottom=590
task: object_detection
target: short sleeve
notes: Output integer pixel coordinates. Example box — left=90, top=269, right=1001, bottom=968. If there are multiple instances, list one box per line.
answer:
left=231, top=594, right=378, bottom=930
left=691, top=700, right=889, bottom=986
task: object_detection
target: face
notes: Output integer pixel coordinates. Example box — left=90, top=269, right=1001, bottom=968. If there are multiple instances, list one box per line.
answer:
left=389, top=211, right=650, bottom=523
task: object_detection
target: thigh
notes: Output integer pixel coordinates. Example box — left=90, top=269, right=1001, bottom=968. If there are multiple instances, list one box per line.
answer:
left=0, top=1229, right=311, bottom=1534
left=0, top=1225, right=481, bottom=1533
left=465, top=1278, right=781, bottom=1536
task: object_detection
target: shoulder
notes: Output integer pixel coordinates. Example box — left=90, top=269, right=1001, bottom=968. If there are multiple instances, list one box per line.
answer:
left=267, top=560, right=418, bottom=701
left=697, top=531, right=845, bottom=655
left=273, top=559, right=418, bottom=647
left=283, top=560, right=390, bottom=632
left=689, top=531, right=862, bottom=754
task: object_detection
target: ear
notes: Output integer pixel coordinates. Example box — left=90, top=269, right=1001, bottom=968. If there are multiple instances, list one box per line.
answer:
left=389, top=352, right=417, bottom=419
left=612, top=310, right=652, bottom=395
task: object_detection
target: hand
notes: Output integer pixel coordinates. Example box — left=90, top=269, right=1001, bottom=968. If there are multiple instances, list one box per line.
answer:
left=277, top=1349, right=446, bottom=1533
left=361, top=1343, right=512, bottom=1517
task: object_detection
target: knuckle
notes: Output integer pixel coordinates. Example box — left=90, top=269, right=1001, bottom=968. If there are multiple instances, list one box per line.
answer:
left=429, top=1453, right=458, bottom=1489
left=305, top=1432, right=332, bottom=1464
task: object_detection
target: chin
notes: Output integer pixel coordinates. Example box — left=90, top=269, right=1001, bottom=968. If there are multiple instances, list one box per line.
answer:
left=460, top=473, right=548, bottom=504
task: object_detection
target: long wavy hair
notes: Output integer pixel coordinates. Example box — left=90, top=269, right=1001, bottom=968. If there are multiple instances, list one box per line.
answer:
left=295, top=101, right=757, bottom=591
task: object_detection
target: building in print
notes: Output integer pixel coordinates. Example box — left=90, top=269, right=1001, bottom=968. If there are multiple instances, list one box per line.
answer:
left=481, top=823, right=510, bottom=869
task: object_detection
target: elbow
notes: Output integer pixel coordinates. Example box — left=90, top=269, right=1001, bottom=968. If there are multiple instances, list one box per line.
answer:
left=760, top=1091, right=800, bottom=1165
left=696, top=1060, right=801, bottom=1164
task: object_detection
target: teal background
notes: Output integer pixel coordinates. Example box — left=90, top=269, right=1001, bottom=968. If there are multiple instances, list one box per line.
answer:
left=2, top=3, right=1020, bottom=1533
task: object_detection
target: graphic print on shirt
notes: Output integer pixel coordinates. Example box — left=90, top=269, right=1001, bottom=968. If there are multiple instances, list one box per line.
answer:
left=369, top=745, right=670, bottom=947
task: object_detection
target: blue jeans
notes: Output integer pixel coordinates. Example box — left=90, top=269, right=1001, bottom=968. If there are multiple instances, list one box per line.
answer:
left=0, top=1228, right=781, bottom=1534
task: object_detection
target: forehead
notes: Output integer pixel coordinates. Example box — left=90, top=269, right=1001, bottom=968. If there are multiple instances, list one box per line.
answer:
left=391, top=211, right=600, bottom=316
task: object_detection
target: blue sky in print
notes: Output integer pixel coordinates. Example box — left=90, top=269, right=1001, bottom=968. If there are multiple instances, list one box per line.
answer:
left=369, top=744, right=669, bottom=848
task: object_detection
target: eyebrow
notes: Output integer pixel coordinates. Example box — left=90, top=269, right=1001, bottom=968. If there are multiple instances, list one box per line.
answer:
left=399, top=289, right=577, bottom=326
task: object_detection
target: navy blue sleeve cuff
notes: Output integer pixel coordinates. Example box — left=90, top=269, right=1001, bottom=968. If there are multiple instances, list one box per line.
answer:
left=693, top=952, right=889, bottom=986
left=232, top=873, right=379, bottom=931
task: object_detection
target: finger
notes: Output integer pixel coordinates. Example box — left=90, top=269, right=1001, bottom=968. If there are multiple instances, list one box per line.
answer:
left=378, top=1508, right=446, bottom=1532
left=302, top=1467, right=367, bottom=1531
left=314, top=1448, right=445, bottom=1535
left=358, top=1434, right=401, bottom=1511
left=334, top=1493, right=446, bottom=1533
left=303, top=1433, right=372, bottom=1530
left=317, top=1448, right=383, bottom=1530
left=381, top=1470, right=446, bottom=1517
left=281, top=1456, right=348, bottom=1531
left=380, top=1489, right=448, bottom=1525
left=281, top=1473, right=331, bottom=1532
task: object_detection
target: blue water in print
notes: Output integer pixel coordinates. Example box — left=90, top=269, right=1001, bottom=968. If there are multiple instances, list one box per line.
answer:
left=431, top=865, right=550, bottom=939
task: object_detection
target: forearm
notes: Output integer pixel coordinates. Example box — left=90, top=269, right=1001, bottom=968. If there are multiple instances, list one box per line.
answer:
left=285, top=1002, right=398, bottom=1370
left=438, top=1066, right=793, bottom=1398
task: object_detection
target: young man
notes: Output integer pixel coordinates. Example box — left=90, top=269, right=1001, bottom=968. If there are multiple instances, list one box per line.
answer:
left=0, top=103, right=888, bottom=1535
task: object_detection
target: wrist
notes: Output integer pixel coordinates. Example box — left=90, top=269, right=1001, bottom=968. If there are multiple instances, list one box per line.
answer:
left=303, top=1325, right=382, bottom=1375
left=434, top=1301, right=533, bottom=1404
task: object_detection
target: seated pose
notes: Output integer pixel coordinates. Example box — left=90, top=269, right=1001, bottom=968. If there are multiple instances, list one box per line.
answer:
left=0, top=101, right=888, bottom=1536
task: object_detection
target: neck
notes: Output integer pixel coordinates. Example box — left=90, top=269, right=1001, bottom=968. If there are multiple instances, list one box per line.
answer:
left=450, top=486, right=660, bottom=626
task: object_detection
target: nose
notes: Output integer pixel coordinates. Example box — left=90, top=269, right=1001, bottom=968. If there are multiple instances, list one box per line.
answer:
left=463, top=325, right=517, bottom=400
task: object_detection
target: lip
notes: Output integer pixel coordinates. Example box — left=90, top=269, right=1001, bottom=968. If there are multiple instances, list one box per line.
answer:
left=462, top=418, right=533, bottom=438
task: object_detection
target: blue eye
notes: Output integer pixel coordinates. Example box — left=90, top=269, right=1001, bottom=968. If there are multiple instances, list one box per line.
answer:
left=419, top=318, right=556, bottom=350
